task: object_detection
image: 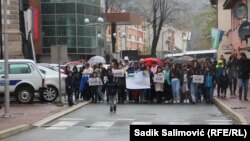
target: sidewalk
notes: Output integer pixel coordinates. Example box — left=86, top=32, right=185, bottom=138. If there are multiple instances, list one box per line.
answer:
left=214, top=88, right=250, bottom=125
left=0, top=101, right=90, bottom=139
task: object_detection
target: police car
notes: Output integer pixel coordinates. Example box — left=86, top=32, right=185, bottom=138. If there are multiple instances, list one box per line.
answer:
left=0, top=59, right=45, bottom=104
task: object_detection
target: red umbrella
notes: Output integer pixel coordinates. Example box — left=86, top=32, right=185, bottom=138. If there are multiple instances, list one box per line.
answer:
left=141, top=58, right=164, bottom=67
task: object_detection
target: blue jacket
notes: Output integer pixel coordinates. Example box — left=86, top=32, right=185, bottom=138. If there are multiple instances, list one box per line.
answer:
left=204, top=74, right=214, bottom=88
left=79, top=74, right=92, bottom=93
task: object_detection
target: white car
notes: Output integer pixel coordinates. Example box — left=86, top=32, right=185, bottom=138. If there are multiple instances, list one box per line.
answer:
left=0, top=59, right=45, bottom=104
left=37, top=63, right=65, bottom=74
left=38, top=65, right=67, bottom=102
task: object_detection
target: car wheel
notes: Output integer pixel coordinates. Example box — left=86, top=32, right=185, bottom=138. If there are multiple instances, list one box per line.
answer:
left=41, top=86, right=58, bottom=102
left=15, top=86, right=34, bottom=104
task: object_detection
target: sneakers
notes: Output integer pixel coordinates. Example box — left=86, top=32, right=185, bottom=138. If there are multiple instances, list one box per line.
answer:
left=110, top=106, right=117, bottom=113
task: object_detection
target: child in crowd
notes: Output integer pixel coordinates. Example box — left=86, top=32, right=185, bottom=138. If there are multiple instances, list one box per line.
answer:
left=154, top=67, right=164, bottom=103
left=102, top=75, right=118, bottom=113
left=220, top=71, right=229, bottom=99
left=66, top=71, right=74, bottom=106
left=204, top=67, right=215, bottom=104
left=89, top=72, right=103, bottom=103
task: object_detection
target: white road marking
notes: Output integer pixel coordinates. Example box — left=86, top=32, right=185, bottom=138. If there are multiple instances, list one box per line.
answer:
left=46, top=127, right=68, bottom=130
left=206, top=119, right=232, bottom=122
left=206, top=119, right=233, bottom=125
left=207, top=122, right=232, bottom=125
left=59, top=118, right=86, bottom=121
left=131, top=122, right=152, bottom=125
left=107, top=118, right=135, bottom=121
left=169, top=122, right=190, bottom=125
left=45, top=121, right=79, bottom=130
left=90, top=121, right=115, bottom=129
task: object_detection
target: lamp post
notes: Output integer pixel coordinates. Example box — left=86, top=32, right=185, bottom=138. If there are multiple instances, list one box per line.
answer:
left=121, top=32, right=127, bottom=60
left=84, top=17, right=104, bottom=56
left=113, top=32, right=127, bottom=60
left=2, top=0, right=12, bottom=117
left=57, top=44, right=63, bottom=106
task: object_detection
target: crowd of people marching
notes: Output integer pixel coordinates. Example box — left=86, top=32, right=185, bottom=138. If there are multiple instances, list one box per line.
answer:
left=64, top=52, right=250, bottom=112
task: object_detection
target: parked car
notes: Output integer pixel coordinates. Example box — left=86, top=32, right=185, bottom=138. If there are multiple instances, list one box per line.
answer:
left=37, top=63, right=65, bottom=74
left=37, top=65, right=67, bottom=102
left=0, top=59, right=45, bottom=104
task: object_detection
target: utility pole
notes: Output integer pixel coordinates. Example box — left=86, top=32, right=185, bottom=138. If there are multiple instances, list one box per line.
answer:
left=0, top=0, right=3, bottom=59
left=57, top=45, right=63, bottom=106
left=3, top=0, right=12, bottom=117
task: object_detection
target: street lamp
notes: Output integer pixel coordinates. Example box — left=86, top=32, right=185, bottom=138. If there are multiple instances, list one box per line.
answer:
left=84, top=17, right=104, bottom=56
left=112, top=32, right=127, bottom=60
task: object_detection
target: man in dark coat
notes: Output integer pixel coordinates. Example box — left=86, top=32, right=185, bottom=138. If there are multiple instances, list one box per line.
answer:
left=237, top=52, right=250, bottom=101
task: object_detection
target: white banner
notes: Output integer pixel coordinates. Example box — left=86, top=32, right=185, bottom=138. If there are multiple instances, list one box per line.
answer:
left=126, top=71, right=150, bottom=89
left=113, top=69, right=125, bottom=77
left=153, top=74, right=165, bottom=83
left=89, top=78, right=102, bottom=86
left=192, top=75, right=204, bottom=84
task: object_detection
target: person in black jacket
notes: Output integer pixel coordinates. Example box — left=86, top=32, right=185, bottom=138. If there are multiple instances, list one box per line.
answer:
left=226, top=55, right=238, bottom=97
left=237, top=52, right=250, bottom=101
left=102, top=75, right=118, bottom=113
left=219, top=71, right=229, bottom=99
left=66, top=71, right=74, bottom=106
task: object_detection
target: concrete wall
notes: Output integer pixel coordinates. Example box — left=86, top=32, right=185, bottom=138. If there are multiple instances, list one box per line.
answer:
left=50, top=45, right=69, bottom=64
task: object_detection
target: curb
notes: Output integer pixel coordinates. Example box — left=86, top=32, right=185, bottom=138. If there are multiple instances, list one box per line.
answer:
left=0, top=101, right=90, bottom=139
left=0, top=124, right=33, bottom=139
left=214, top=97, right=248, bottom=125
left=33, top=101, right=90, bottom=127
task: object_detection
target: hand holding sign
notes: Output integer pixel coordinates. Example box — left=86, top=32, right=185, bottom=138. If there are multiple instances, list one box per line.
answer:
left=153, top=74, right=165, bottom=83
left=113, top=69, right=125, bottom=77
left=89, top=78, right=102, bottom=86
left=192, top=75, right=204, bottom=84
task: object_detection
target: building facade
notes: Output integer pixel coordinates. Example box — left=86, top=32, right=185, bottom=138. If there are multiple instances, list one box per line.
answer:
left=223, top=0, right=248, bottom=58
left=1, top=0, right=23, bottom=59
left=211, top=0, right=250, bottom=59
left=40, top=0, right=104, bottom=61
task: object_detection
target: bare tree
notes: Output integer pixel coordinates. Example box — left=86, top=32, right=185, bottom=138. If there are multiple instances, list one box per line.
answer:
left=139, top=0, right=181, bottom=57
left=105, top=0, right=129, bottom=13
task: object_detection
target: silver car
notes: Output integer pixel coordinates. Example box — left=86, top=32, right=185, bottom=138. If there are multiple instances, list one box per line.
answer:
left=38, top=65, right=67, bottom=102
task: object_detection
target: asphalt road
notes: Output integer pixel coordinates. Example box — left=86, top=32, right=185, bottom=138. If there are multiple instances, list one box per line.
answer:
left=2, top=103, right=234, bottom=141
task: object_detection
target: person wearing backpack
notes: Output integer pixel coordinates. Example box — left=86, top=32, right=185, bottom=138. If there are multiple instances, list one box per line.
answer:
left=102, top=75, right=118, bottom=113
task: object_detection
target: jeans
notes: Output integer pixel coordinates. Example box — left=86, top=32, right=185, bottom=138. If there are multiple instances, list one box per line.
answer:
left=205, top=87, right=213, bottom=104
left=171, top=78, right=180, bottom=102
left=191, top=83, right=199, bottom=103
left=229, top=76, right=237, bottom=95
left=67, top=88, right=73, bottom=106
left=239, top=79, right=249, bottom=98
left=109, top=94, right=117, bottom=111
left=97, top=86, right=104, bottom=102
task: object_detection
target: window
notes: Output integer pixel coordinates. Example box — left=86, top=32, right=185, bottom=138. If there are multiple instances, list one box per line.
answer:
left=9, top=64, right=31, bottom=74
left=42, top=37, right=56, bottom=47
left=41, top=3, right=55, bottom=14
left=56, top=15, right=76, bottom=25
left=56, top=26, right=76, bottom=37
left=0, top=63, right=4, bottom=74
left=42, top=26, right=56, bottom=36
left=56, top=3, right=75, bottom=14
left=42, top=15, right=55, bottom=25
